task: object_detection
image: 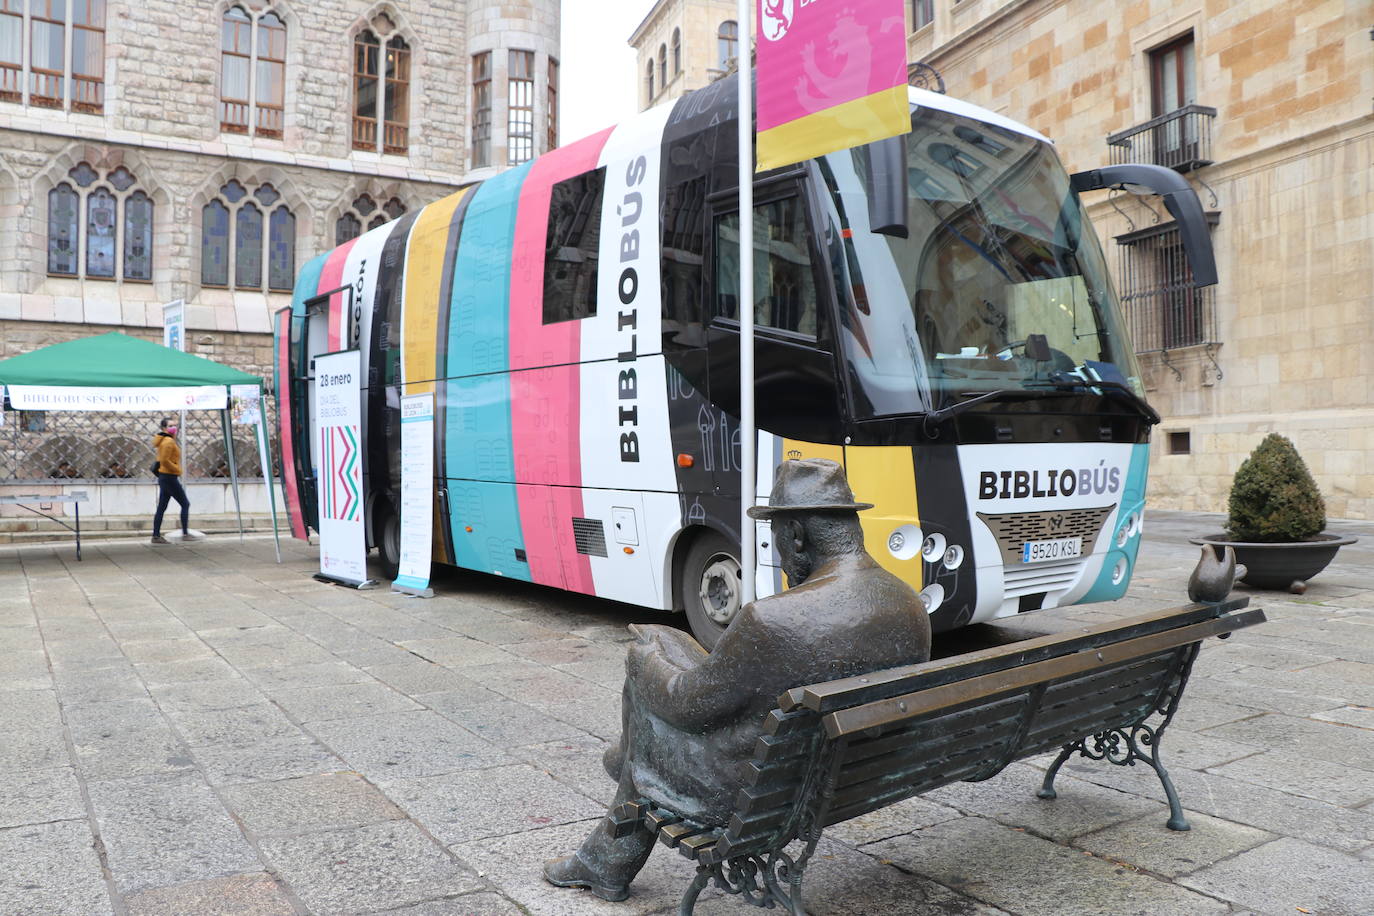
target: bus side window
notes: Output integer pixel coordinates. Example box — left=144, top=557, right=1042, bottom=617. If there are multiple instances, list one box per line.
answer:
left=713, top=196, right=819, bottom=338
left=543, top=166, right=607, bottom=324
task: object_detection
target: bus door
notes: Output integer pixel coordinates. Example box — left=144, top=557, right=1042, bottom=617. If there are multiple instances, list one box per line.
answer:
left=704, top=179, right=846, bottom=488
left=297, top=284, right=354, bottom=529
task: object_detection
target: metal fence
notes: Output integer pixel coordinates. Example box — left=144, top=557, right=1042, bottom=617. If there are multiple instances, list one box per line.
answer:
left=0, top=404, right=279, bottom=483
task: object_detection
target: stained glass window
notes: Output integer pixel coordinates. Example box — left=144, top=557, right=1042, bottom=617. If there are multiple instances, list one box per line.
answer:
left=221, top=179, right=247, bottom=203
left=336, top=212, right=361, bottom=245
left=383, top=197, right=405, bottom=220
left=353, top=194, right=376, bottom=216
left=236, top=202, right=263, bottom=289
left=254, top=183, right=280, bottom=206
left=201, top=199, right=230, bottom=286
left=47, top=183, right=79, bottom=276
left=108, top=165, right=134, bottom=191
left=367, top=213, right=386, bottom=230
left=85, top=187, right=116, bottom=278
left=124, top=191, right=152, bottom=281
left=268, top=207, right=295, bottom=291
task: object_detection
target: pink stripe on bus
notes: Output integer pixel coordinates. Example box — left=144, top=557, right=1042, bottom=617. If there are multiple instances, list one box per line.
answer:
left=508, top=128, right=613, bottom=594
left=275, top=308, right=308, bottom=539
left=320, top=238, right=359, bottom=351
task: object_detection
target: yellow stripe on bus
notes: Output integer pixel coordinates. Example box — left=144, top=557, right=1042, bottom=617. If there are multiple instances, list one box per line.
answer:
left=843, top=445, right=921, bottom=588
left=402, top=188, right=469, bottom=393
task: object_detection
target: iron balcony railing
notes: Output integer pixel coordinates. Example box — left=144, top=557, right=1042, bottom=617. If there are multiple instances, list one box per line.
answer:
left=1107, top=104, right=1216, bottom=173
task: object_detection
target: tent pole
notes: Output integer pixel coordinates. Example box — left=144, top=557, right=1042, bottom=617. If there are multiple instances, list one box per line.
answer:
left=221, top=407, right=244, bottom=541
left=258, top=386, right=282, bottom=564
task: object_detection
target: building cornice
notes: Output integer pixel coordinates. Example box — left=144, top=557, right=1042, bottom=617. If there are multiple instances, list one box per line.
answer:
left=0, top=118, right=466, bottom=188
left=628, top=0, right=673, bottom=47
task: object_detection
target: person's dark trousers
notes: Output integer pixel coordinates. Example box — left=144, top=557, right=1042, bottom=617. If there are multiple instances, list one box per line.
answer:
left=153, top=472, right=190, bottom=537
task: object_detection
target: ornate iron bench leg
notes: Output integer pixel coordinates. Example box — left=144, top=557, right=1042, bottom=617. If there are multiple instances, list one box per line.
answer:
left=679, top=867, right=711, bottom=916
left=1035, top=744, right=1074, bottom=801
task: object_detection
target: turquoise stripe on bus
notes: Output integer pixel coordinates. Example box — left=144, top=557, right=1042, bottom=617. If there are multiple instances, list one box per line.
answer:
left=443, top=162, right=535, bottom=580
left=1080, top=442, right=1150, bottom=603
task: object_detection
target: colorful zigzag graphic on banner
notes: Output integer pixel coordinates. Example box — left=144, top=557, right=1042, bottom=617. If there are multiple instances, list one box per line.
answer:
left=319, top=425, right=361, bottom=522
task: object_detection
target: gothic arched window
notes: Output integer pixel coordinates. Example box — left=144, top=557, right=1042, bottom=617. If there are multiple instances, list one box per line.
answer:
left=671, top=29, right=681, bottom=76
left=335, top=193, right=406, bottom=245
left=46, top=161, right=154, bottom=280
left=352, top=15, right=411, bottom=155
left=220, top=5, right=286, bottom=138
left=658, top=44, right=667, bottom=92
left=646, top=61, right=654, bottom=102
left=201, top=179, right=295, bottom=291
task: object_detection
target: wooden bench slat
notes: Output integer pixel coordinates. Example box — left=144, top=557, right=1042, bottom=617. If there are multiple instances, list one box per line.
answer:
left=837, top=693, right=1030, bottom=767
left=834, top=737, right=1007, bottom=799
left=823, top=610, right=1262, bottom=738
left=788, top=599, right=1248, bottom=714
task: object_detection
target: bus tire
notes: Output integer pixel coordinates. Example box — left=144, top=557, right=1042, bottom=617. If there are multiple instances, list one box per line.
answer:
left=681, top=531, right=742, bottom=651
left=378, top=502, right=401, bottom=580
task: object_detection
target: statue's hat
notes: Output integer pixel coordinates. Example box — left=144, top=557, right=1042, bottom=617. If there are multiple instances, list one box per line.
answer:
left=747, top=459, right=873, bottom=519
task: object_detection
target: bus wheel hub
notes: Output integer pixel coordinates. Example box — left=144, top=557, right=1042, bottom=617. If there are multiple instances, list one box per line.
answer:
left=699, top=556, right=741, bottom=626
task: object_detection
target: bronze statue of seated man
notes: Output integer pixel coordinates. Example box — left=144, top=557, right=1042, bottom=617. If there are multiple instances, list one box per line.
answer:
left=545, top=458, right=933, bottom=902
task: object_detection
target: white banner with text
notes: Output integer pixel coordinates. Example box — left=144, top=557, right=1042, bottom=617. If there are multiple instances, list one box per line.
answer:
left=393, top=392, right=435, bottom=597
left=313, top=350, right=368, bottom=586
left=7, top=385, right=228, bottom=412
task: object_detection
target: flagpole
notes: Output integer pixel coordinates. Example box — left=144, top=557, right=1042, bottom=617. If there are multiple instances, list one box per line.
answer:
left=737, top=0, right=756, bottom=606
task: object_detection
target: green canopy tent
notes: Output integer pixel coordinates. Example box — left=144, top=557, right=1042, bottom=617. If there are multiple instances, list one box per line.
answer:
left=0, top=332, right=282, bottom=560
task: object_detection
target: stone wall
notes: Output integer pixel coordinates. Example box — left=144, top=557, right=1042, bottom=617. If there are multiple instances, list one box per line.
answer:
left=630, top=0, right=739, bottom=110
left=910, top=0, right=1374, bottom=518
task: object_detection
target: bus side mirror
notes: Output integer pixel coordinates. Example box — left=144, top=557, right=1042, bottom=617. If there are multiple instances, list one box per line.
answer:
left=1070, top=164, right=1218, bottom=288
left=862, top=135, right=910, bottom=239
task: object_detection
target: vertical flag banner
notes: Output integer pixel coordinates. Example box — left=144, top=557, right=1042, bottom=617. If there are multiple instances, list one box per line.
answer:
left=313, top=350, right=368, bottom=586
left=754, top=0, right=910, bottom=171
left=162, top=299, right=185, bottom=351
left=393, top=392, right=435, bottom=597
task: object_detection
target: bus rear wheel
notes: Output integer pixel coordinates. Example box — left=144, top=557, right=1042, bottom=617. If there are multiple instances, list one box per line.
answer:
left=682, top=532, right=741, bottom=650
left=377, top=502, right=401, bottom=580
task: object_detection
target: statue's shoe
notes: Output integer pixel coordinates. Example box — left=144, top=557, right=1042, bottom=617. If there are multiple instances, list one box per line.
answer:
left=543, top=855, right=631, bottom=902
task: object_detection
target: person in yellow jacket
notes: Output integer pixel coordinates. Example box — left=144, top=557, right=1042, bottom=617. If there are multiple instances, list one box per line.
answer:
left=151, top=418, right=202, bottom=545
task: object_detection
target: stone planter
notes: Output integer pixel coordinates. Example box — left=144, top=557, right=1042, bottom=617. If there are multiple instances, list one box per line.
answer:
left=1189, top=534, right=1357, bottom=592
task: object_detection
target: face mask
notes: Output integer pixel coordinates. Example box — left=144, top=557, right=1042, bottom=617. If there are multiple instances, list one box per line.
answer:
left=166, top=426, right=178, bottom=436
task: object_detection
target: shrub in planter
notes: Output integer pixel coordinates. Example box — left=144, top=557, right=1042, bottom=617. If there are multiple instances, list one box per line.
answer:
left=1226, top=433, right=1325, bottom=543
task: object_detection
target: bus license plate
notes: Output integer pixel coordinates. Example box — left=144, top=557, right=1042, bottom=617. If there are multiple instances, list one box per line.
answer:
left=1021, top=537, right=1082, bottom=563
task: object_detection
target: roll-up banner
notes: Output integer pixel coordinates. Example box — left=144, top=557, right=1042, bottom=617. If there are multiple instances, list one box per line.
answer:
left=393, top=392, right=435, bottom=597
left=313, top=350, right=370, bottom=587
left=162, top=299, right=185, bottom=351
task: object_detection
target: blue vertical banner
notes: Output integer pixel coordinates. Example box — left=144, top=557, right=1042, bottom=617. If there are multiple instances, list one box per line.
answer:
left=393, top=392, right=435, bottom=597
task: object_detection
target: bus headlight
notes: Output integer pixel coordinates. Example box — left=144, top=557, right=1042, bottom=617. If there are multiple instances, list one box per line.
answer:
left=887, top=524, right=921, bottom=561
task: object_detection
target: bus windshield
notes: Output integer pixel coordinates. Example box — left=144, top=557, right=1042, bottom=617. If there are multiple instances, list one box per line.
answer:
left=818, top=107, right=1144, bottom=419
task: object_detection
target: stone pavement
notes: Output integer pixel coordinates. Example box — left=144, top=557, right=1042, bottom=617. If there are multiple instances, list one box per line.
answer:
left=1, top=511, right=1372, bottom=915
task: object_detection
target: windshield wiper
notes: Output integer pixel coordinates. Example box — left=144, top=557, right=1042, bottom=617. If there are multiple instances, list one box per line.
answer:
left=1046, top=372, right=1161, bottom=425
left=921, top=388, right=1043, bottom=434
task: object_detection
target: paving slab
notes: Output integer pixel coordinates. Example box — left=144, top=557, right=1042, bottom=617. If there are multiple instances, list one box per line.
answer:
left=269, top=680, right=424, bottom=723
left=510, top=734, right=618, bottom=807
left=258, top=820, right=484, bottom=914
left=1206, top=748, right=1374, bottom=806
left=378, top=762, right=606, bottom=844
left=123, top=873, right=297, bottom=916
left=0, top=820, right=113, bottom=916
left=190, top=732, right=346, bottom=786
left=161, top=702, right=304, bottom=747
left=422, top=692, right=585, bottom=747
left=147, top=677, right=272, bottom=712
left=920, top=762, right=1164, bottom=842
left=1179, top=837, right=1374, bottom=915
left=86, top=771, right=261, bottom=894
left=1203, top=712, right=1374, bottom=772
left=308, top=709, right=512, bottom=780
left=365, top=661, right=493, bottom=697
left=1074, top=810, right=1273, bottom=877
left=372, top=893, right=527, bottom=915
left=0, top=766, right=85, bottom=828
left=865, top=816, right=1231, bottom=916
left=220, top=772, right=405, bottom=837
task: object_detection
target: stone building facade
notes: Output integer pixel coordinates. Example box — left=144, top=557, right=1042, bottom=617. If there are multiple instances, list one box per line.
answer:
left=0, top=0, right=559, bottom=353
left=911, top=0, right=1373, bottom=518
left=0, top=0, right=560, bottom=492
left=629, top=0, right=740, bottom=110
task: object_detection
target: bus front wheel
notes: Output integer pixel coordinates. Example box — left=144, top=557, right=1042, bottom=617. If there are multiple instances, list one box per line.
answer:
left=377, top=502, right=401, bottom=580
left=682, top=532, right=742, bottom=651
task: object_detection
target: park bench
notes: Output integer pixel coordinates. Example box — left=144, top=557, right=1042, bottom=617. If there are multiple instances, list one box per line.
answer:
left=608, top=596, right=1264, bottom=914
